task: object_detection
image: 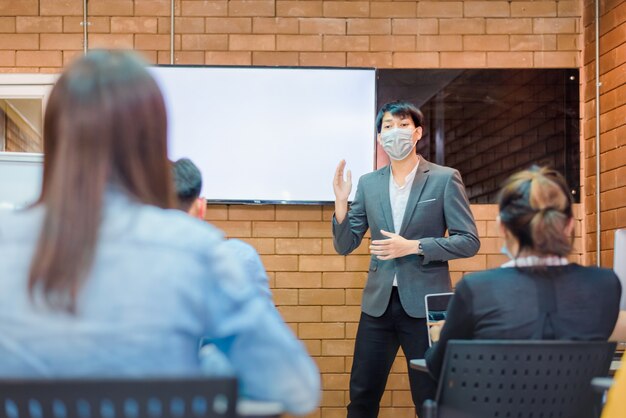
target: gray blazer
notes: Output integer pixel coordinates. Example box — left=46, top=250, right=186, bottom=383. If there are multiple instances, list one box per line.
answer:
left=332, top=159, right=480, bottom=318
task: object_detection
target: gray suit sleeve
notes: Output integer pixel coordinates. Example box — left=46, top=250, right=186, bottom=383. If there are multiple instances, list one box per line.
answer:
left=332, top=177, right=369, bottom=255
left=420, top=170, right=480, bottom=264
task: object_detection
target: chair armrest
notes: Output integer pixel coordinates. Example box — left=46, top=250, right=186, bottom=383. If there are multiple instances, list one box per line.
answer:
left=422, top=399, right=437, bottom=418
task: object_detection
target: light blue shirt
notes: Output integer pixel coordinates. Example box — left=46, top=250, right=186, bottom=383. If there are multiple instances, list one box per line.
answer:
left=0, top=190, right=320, bottom=415
left=222, top=239, right=272, bottom=300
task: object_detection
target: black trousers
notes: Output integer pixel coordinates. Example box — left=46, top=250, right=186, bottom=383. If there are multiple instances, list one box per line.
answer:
left=347, top=288, right=437, bottom=418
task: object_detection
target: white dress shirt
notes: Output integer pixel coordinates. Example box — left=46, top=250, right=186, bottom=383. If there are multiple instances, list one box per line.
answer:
left=389, top=158, right=419, bottom=286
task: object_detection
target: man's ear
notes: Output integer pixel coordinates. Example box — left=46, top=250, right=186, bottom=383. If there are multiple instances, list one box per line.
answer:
left=564, top=217, right=575, bottom=237
left=413, top=126, right=423, bottom=142
left=195, top=198, right=206, bottom=220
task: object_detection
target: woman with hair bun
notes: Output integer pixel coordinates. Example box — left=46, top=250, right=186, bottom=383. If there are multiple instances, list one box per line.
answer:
left=425, top=166, right=621, bottom=380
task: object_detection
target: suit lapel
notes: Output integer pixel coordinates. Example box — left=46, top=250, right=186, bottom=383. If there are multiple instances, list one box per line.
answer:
left=399, top=158, right=430, bottom=236
left=379, top=166, right=395, bottom=233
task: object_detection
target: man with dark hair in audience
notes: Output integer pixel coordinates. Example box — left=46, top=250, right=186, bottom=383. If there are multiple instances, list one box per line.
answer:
left=171, top=158, right=272, bottom=299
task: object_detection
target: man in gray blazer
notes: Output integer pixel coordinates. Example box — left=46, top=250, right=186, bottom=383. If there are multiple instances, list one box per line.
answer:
left=332, top=101, right=480, bottom=418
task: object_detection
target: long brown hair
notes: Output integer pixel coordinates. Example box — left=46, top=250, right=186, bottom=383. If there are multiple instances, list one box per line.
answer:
left=30, top=50, right=175, bottom=312
left=498, top=166, right=574, bottom=258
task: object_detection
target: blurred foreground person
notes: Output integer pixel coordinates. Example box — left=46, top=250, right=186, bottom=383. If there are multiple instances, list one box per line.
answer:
left=426, top=166, right=621, bottom=380
left=0, top=50, right=319, bottom=415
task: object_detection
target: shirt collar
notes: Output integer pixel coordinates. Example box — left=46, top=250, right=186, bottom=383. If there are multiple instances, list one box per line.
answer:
left=501, top=255, right=570, bottom=268
left=390, top=157, right=420, bottom=189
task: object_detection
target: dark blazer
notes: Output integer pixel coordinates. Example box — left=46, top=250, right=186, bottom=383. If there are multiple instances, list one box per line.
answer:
left=332, top=158, right=480, bottom=318
left=425, top=264, right=622, bottom=380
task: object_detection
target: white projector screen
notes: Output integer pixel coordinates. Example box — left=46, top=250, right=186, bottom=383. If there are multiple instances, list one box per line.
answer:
left=149, top=66, right=377, bottom=203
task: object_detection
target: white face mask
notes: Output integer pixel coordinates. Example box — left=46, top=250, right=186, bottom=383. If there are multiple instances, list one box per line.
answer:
left=380, top=128, right=416, bottom=161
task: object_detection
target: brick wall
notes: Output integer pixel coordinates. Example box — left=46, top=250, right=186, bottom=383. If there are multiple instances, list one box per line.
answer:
left=0, top=1, right=587, bottom=417
left=582, top=0, right=626, bottom=267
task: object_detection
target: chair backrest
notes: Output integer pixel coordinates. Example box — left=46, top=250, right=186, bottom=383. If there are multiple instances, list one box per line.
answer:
left=436, top=340, right=616, bottom=418
left=0, top=377, right=237, bottom=418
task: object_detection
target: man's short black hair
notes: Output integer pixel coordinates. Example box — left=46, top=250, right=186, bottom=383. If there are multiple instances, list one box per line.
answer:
left=171, top=158, right=202, bottom=212
left=375, top=101, right=424, bottom=133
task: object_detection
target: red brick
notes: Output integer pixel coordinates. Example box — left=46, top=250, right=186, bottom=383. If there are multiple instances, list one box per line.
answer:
left=162, top=17, right=206, bottom=34
left=392, top=18, right=438, bottom=35
left=558, top=1, right=581, bottom=17
left=463, top=35, right=509, bottom=51
left=347, top=52, right=392, bottom=67
left=370, top=2, right=416, bottom=18
left=323, top=2, right=369, bottom=18
left=181, top=34, right=229, bottom=50
left=276, top=206, right=322, bottom=221
left=0, top=17, right=15, bottom=33
left=261, top=255, right=299, bottom=271
left=63, top=17, right=110, bottom=33
left=0, top=50, right=15, bottom=66
left=16, top=17, right=62, bottom=33
left=89, top=34, right=134, bottom=49
left=392, top=52, right=439, bottom=68
left=440, top=18, right=485, bottom=35
left=511, top=1, right=558, bottom=17
left=510, top=34, right=557, bottom=51
left=276, top=35, right=322, bottom=51
left=300, top=323, right=345, bottom=339
left=300, top=255, right=345, bottom=271
left=415, top=35, right=462, bottom=52
left=370, top=36, right=415, bottom=52
left=163, top=51, right=204, bottom=65
left=276, top=238, right=322, bottom=255
left=252, top=51, right=300, bottom=67
left=211, top=220, right=252, bottom=237
left=229, top=34, right=276, bottom=51
left=277, top=1, right=323, bottom=17
left=322, top=305, right=361, bottom=322
left=135, top=0, right=172, bottom=16
left=417, top=1, right=462, bottom=18
left=486, top=18, right=532, bottom=34
left=299, top=52, right=346, bottom=66
left=487, top=52, right=534, bottom=67
left=252, top=221, right=297, bottom=237
left=253, top=18, right=299, bottom=34
left=205, top=18, right=251, bottom=34
left=347, top=19, right=391, bottom=35
left=299, top=221, right=333, bottom=237
left=275, top=272, right=322, bottom=288
left=204, top=51, right=252, bottom=65
left=229, top=206, right=275, bottom=220
left=323, top=35, right=369, bottom=52
left=534, top=51, right=579, bottom=67
left=533, top=18, right=577, bottom=34
left=111, top=17, right=158, bottom=34
left=228, top=1, right=275, bottom=17
left=300, top=289, right=345, bottom=306
left=0, top=34, right=38, bottom=50
left=556, top=33, right=579, bottom=50
left=322, top=272, right=366, bottom=288
left=40, top=34, right=83, bottom=50
left=135, top=34, right=172, bottom=50
left=181, top=1, right=228, bottom=17
left=276, top=306, right=321, bottom=322
left=464, top=1, right=510, bottom=18
left=440, top=51, right=486, bottom=67
left=0, top=0, right=37, bottom=16
left=16, top=51, right=62, bottom=67
left=299, top=18, right=345, bottom=35
left=88, top=0, right=133, bottom=16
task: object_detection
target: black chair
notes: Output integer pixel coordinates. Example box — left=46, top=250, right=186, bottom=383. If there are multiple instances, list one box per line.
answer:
left=0, top=377, right=237, bottom=418
left=423, top=340, right=616, bottom=418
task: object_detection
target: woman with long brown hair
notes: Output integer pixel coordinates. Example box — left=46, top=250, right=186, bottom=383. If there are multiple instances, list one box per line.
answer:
left=425, top=166, right=621, bottom=380
left=0, top=50, right=319, bottom=415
